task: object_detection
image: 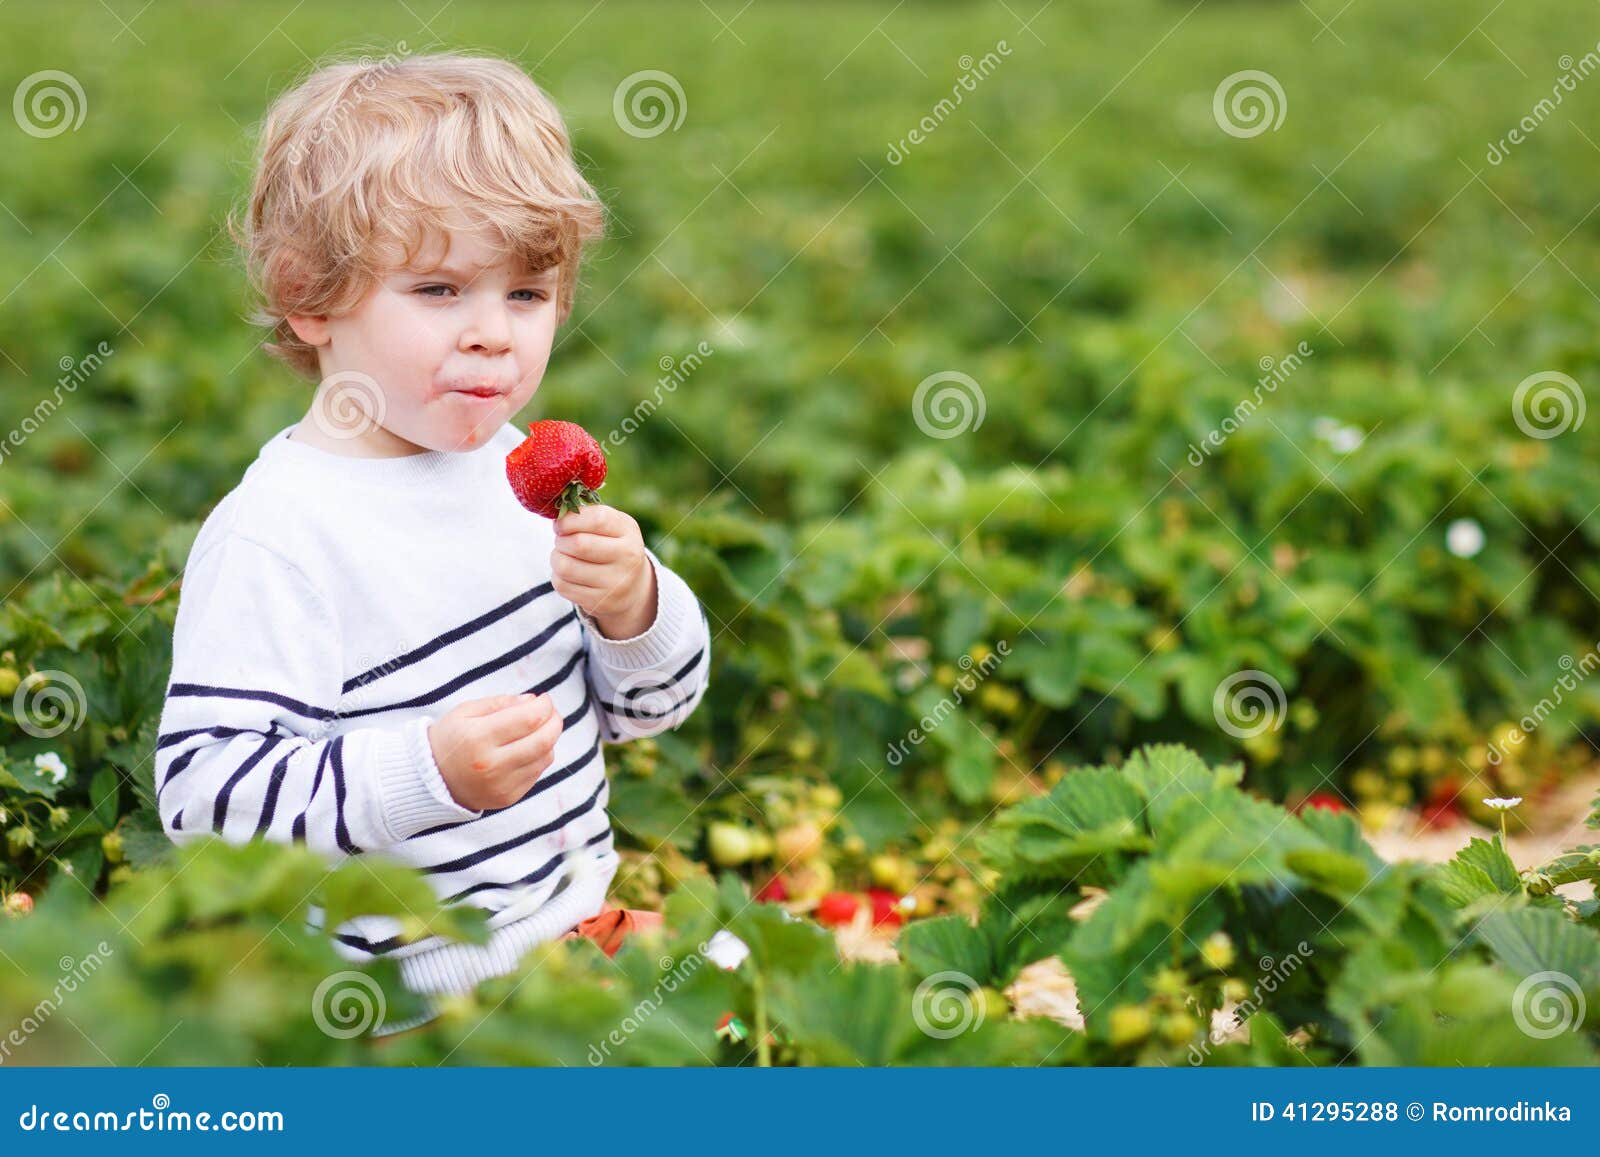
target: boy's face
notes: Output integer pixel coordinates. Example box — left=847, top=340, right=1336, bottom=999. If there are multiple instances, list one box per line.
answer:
left=289, top=224, right=560, bottom=456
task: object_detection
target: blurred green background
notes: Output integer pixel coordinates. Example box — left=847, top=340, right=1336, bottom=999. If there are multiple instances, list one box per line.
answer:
left=3, top=0, right=1600, bottom=833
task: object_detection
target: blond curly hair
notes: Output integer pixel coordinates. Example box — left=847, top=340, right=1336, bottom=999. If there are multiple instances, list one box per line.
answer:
left=231, top=49, right=606, bottom=379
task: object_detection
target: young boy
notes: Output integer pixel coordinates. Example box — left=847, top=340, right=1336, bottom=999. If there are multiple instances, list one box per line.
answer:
left=154, top=52, right=709, bottom=1028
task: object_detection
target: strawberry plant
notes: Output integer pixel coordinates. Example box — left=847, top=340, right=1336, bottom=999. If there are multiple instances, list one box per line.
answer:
left=1, top=0, right=1599, bottom=1068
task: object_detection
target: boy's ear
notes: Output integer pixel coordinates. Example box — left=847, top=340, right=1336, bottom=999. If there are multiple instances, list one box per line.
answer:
left=285, top=314, right=331, bottom=347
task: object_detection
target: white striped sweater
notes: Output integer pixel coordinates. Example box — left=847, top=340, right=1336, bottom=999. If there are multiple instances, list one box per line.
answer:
left=154, top=421, right=710, bottom=996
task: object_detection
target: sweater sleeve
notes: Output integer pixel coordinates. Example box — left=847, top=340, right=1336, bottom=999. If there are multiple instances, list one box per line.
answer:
left=154, top=535, right=483, bottom=857
left=576, top=546, right=711, bottom=744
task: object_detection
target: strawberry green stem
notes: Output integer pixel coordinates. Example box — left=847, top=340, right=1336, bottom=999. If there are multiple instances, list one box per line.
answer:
left=752, top=968, right=772, bottom=1068
left=554, top=480, right=603, bottom=518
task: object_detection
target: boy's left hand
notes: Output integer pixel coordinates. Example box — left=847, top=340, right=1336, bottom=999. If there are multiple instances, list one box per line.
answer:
left=551, top=504, right=657, bottom=640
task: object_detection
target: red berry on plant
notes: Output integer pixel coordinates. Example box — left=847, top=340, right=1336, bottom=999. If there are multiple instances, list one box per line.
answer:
left=814, top=891, right=859, bottom=927
left=867, top=888, right=904, bottom=928
left=1298, top=792, right=1350, bottom=814
left=505, top=420, right=607, bottom=519
left=755, top=875, right=789, bottom=903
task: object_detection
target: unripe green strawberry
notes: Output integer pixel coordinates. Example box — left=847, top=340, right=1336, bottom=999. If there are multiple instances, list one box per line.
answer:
left=1200, top=931, right=1235, bottom=972
left=707, top=822, right=755, bottom=867
left=977, top=986, right=1010, bottom=1021
left=1108, top=1004, right=1152, bottom=1046
left=0, top=667, right=19, bottom=698
left=1160, top=1011, right=1200, bottom=1045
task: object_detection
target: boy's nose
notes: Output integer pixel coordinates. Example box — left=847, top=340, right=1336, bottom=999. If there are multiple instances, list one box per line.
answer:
left=459, top=301, right=513, bottom=354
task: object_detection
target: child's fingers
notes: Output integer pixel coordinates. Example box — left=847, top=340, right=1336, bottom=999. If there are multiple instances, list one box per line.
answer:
left=457, top=692, right=526, bottom=718
left=551, top=531, right=630, bottom=561
left=552, top=554, right=612, bottom=588
left=483, top=692, right=553, bottom=743
left=554, top=505, right=624, bottom=537
left=499, top=706, right=565, bottom=773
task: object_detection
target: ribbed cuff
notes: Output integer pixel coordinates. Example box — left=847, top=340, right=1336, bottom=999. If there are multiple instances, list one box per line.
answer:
left=373, top=715, right=483, bottom=843
left=579, top=549, right=699, bottom=671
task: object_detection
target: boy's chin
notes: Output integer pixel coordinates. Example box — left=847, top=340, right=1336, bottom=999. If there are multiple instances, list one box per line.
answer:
left=416, top=415, right=506, bottom=453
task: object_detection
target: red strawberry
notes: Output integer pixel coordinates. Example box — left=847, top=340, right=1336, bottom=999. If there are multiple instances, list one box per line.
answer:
left=755, top=875, right=789, bottom=903
left=1298, top=792, right=1350, bottom=815
left=867, top=888, right=904, bottom=928
left=1420, top=778, right=1464, bottom=830
left=814, top=891, right=859, bottom=927
left=505, top=420, right=607, bottom=519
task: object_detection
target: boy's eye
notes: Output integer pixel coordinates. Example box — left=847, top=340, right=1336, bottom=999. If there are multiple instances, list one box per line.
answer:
left=415, top=284, right=454, bottom=297
left=510, top=289, right=549, bottom=303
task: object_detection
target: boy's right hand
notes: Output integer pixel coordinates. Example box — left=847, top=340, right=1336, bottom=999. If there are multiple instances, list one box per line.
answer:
left=427, top=693, right=564, bottom=811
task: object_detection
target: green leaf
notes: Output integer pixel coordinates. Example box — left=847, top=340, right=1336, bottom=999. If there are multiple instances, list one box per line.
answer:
left=89, top=766, right=120, bottom=830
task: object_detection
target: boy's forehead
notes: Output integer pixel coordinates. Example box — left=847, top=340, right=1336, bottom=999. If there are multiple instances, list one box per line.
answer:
left=387, top=227, right=556, bottom=277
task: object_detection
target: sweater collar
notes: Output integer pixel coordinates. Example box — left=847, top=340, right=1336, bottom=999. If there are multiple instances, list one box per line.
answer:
left=258, top=423, right=505, bottom=490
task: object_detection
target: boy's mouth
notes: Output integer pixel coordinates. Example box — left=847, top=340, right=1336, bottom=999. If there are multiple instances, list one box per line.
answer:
left=441, top=381, right=512, bottom=399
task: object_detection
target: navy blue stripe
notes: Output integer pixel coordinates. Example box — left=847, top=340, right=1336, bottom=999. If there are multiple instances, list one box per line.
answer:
left=330, top=736, right=360, bottom=855
left=255, top=748, right=295, bottom=839
left=599, top=645, right=705, bottom=695
left=597, top=647, right=708, bottom=718
left=167, top=682, right=335, bottom=723
left=341, top=581, right=557, bottom=694
left=211, top=734, right=283, bottom=832
left=419, top=776, right=605, bottom=877
left=292, top=743, right=332, bottom=843
left=529, top=647, right=584, bottom=695
left=158, top=747, right=201, bottom=795
left=331, top=828, right=613, bottom=954
left=157, top=724, right=274, bottom=751
left=443, top=825, right=612, bottom=905
left=339, top=610, right=579, bottom=719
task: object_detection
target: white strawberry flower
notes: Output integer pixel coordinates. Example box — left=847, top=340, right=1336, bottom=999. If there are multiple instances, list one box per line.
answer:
left=1312, top=418, right=1364, bottom=454
left=34, top=752, right=68, bottom=785
left=1447, top=518, right=1485, bottom=559
left=703, top=929, right=750, bottom=971
left=1482, top=796, right=1522, bottom=810
left=1328, top=425, right=1364, bottom=454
